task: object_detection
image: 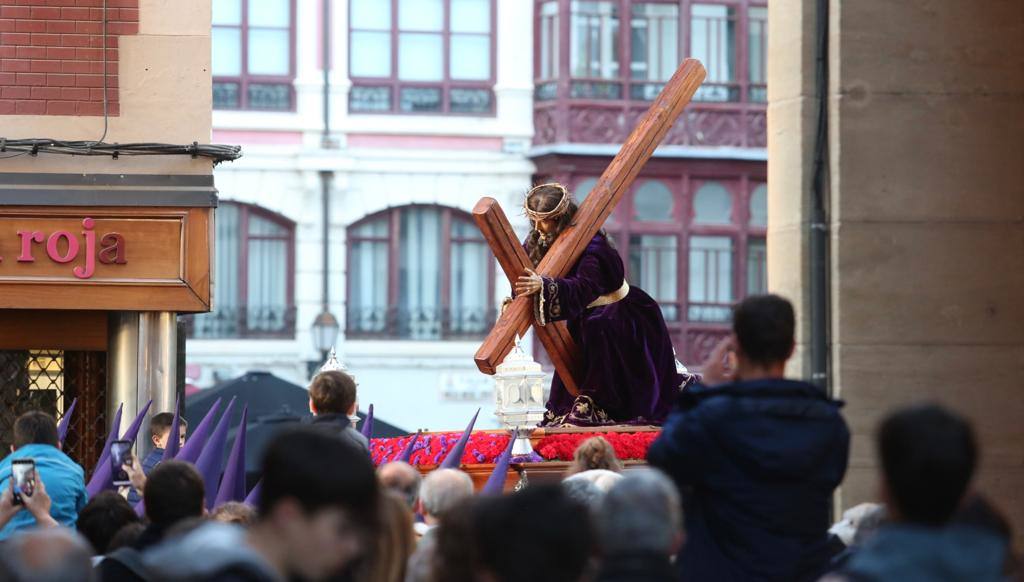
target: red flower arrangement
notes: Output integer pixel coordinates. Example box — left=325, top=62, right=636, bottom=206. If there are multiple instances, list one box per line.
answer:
left=370, top=430, right=661, bottom=466
left=535, top=431, right=661, bottom=462
left=370, top=432, right=511, bottom=467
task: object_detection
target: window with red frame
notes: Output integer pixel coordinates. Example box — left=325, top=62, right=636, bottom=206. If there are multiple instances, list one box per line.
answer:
left=185, top=202, right=296, bottom=339
left=569, top=175, right=767, bottom=324
left=347, top=205, right=496, bottom=340
left=348, top=0, right=496, bottom=115
left=212, top=0, right=296, bottom=111
left=535, top=0, right=767, bottom=104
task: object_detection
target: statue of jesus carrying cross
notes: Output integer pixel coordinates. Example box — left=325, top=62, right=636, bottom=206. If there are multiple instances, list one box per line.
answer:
left=472, top=59, right=707, bottom=427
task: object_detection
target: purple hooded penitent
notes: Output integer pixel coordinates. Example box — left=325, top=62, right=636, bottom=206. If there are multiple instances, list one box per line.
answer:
left=89, top=403, right=123, bottom=479
left=360, top=404, right=374, bottom=440
left=213, top=405, right=249, bottom=507
left=86, top=400, right=152, bottom=498
left=195, top=397, right=236, bottom=510
left=244, top=479, right=262, bottom=507
left=160, top=400, right=182, bottom=461
left=439, top=408, right=480, bottom=469
left=397, top=431, right=422, bottom=464
left=480, top=432, right=515, bottom=496
left=175, top=398, right=222, bottom=464
left=57, top=398, right=78, bottom=445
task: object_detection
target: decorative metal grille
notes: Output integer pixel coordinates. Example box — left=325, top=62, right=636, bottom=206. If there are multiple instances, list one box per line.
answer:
left=0, top=350, right=106, bottom=473
left=63, top=351, right=107, bottom=473
left=0, top=350, right=64, bottom=453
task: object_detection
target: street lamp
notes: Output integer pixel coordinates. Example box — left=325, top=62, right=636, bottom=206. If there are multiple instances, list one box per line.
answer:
left=311, top=310, right=340, bottom=361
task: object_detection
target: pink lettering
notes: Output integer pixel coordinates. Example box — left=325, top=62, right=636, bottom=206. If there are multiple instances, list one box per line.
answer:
left=98, top=233, right=127, bottom=265
left=46, top=231, right=79, bottom=264
left=73, top=218, right=96, bottom=279
left=10, top=220, right=127, bottom=278
left=17, top=231, right=44, bottom=262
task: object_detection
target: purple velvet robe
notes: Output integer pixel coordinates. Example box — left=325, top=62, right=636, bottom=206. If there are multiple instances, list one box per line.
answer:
left=533, top=233, right=683, bottom=426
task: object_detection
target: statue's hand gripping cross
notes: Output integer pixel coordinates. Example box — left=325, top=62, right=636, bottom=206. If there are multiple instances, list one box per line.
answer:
left=473, top=59, right=707, bottom=396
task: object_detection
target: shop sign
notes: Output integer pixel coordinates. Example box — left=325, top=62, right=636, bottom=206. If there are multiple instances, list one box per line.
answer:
left=2, top=218, right=127, bottom=280
left=0, top=208, right=210, bottom=312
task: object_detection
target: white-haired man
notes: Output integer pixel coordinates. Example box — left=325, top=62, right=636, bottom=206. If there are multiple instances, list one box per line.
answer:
left=595, top=468, right=684, bottom=582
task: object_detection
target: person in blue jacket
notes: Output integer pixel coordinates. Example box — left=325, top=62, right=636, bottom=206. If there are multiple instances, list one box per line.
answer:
left=648, top=294, right=850, bottom=582
left=0, top=411, right=88, bottom=539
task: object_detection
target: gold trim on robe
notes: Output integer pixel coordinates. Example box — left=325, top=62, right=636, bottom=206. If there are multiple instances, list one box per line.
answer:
left=587, top=280, right=630, bottom=309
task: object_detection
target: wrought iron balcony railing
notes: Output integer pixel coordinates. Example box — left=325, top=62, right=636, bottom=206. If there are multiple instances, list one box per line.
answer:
left=182, top=305, right=297, bottom=340
left=346, top=307, right=497, bottom=341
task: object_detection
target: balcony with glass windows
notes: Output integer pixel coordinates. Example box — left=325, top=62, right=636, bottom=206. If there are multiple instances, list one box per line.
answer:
left=533, top=0, right=767, bottom=148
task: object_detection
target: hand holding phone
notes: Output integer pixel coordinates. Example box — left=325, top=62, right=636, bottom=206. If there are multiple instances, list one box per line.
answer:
left=110, top=440, right=134, bottom=487
left=11, top=459, right=36, bottom=506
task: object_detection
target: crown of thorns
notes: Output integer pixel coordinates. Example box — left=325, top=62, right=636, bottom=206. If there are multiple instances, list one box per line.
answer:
left=524, top=182, right=572, bottom=221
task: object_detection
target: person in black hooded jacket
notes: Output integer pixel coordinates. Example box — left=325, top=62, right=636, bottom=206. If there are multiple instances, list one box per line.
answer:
left=648, top=294, right=850, bottom=582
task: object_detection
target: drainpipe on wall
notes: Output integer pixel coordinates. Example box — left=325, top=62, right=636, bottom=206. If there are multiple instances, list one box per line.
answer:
left=321, top=0, right=331, bottom=150
left=313, top=0, right=337, bottom=368
left=809, top=0, right=831, bottom=395
left=321, top=0, right=332, bottom=308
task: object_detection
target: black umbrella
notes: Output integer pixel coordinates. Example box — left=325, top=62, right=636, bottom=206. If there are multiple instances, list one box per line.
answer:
left=185, top=371, right=311, bottom=431
left=185, top=370, right=409, bottom=474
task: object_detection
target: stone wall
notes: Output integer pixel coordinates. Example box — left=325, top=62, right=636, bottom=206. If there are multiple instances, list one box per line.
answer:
left=769, top=0, right=1024, bottom=533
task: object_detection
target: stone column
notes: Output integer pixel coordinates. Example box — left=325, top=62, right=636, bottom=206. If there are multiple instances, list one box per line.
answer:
left=770, top=0, right=1024, bottom=531
left=766, top=0, right=818, bottom=379
left=107, top=312, right=179, bottom=459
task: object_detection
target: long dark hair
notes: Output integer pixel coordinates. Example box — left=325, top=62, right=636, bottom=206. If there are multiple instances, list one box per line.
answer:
left=525, top=184, right=578, bottom=266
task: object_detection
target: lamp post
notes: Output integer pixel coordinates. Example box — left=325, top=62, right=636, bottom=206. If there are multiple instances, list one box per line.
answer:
left=494, top=335, right=547, bottom=462
left=311, top=310, right=339, bottom=364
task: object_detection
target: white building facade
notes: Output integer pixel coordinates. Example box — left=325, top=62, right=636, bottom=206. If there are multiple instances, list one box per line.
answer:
left=187, top=0, right=537, bottom=431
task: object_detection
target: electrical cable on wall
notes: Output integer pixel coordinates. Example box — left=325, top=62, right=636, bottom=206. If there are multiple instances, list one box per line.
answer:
left=0, top=139, right=241, bottom=165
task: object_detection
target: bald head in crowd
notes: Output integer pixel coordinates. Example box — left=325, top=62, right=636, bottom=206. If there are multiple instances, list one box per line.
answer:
left=599, top=469, right=683, bottom=557
left=378, top=461, right=421, bottom=510
left=0, top=528, right=94, bottom=582
left=419, top=469, right=474, bottom=526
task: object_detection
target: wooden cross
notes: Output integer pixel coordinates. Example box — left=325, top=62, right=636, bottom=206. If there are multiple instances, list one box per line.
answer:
left=473, top=59, right=706, bottom=395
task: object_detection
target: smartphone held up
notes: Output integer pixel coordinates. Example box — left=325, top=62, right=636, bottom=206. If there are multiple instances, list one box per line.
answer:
left=110, top=440, right=133, bottom=487
left=11, top=459, right=36, bottom=506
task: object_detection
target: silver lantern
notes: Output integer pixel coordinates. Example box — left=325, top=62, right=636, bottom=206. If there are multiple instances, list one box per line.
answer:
left=494, top=335, right=547, bottom=461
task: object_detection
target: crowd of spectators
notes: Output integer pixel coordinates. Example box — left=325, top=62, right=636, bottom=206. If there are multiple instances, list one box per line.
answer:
left=0, top=294, right=1017, bottom=581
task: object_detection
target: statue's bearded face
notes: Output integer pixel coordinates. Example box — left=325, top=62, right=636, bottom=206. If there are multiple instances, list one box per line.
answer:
left=536, top=219, right=558, bottom=235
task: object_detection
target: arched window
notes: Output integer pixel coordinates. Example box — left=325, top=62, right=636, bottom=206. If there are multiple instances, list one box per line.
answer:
left=633, top=179, right=674, bottom=221
left=693, top=181, right=733, bottom=224
left=347, top=205, right=495, bottom=340
left=187, top=202, right=296, bottom=338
